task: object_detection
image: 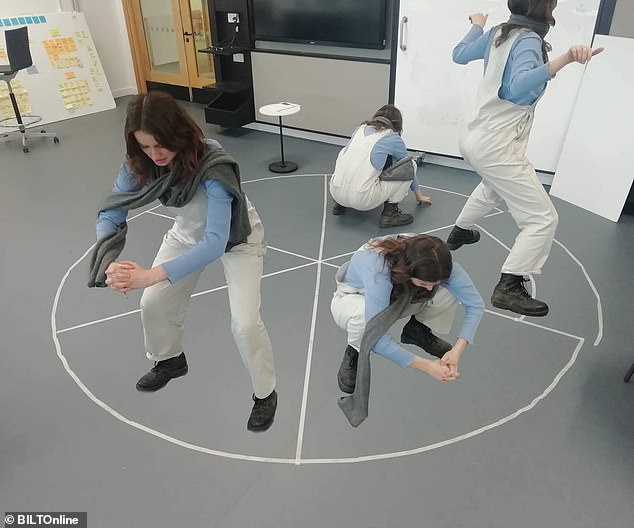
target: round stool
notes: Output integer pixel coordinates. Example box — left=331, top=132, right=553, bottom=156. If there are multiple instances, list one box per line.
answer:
left=258, top=102, right=301, bottom=173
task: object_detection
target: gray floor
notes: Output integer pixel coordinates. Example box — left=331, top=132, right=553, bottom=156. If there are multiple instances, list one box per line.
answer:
left=1, top=97, right=633, bottom=528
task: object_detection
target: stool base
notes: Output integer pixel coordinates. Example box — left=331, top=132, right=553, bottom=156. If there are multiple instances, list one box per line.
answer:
left=268, top=161, right=298, bottom=173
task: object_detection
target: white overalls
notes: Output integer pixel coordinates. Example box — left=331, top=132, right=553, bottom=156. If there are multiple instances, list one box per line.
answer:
left=330, top=126, right=413, bottom=211
left=331, top=242, right=459, bottom=355
left=139, top=189, right=276, bottom=399
left=331, top=280, right=458, bottom=354
left=455, top=29, right=558, bottom=276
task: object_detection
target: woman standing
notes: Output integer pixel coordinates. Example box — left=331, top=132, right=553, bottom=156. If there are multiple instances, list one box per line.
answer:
left=446, top=0, right=603, bottom=317
left=90, top=92, right=277, bottom=432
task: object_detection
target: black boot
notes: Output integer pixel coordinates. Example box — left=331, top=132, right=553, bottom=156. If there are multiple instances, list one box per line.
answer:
left=401, top=316, right=452, bottom=359
left=337, top=345, right=358, bottom=394
left=136, top=352, right=188, bottom=392
left=379, top=202, right=413, bottom=228
left=446, top=225, right=480, bottom=250
left=332, top=201, right=347, bottom=215
left=491, top=273, right=549, bottom=317
left=247, top=390, right=277, bottom=432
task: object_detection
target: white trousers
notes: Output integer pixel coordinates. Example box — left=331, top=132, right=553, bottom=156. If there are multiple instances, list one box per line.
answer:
left=139, top=208, right=276, bottom=399
left=331, top=178, right=411, bottom=211
left=330, top=284, right=458, bottom=352
left=457, top=129, right=558, bottom=276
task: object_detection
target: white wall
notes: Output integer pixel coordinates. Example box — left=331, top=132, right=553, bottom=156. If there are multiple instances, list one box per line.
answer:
left=0, top=0, right=71, bottom=14
left=77, top=0, right=137, bottom=97
left=252, top=53, right=390, bottom=136
left=0, top=0, right=137, bottom=97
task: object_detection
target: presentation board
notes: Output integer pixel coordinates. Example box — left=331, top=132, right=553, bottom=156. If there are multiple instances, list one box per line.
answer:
left=394, top=0, right=601, bottom=172
left=0, top=11, right=115, bottom=126
left=550, top=35, right=634, bottom=222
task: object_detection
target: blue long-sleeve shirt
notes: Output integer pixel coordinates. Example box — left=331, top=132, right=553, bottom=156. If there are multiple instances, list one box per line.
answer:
left=453, top=24, right=553, bottom=106
left=343, top=247, right=485, bottom=368
left=96, top=141, right=233, bottom=284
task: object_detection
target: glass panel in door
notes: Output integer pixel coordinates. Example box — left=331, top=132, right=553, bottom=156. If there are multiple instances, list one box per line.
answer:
left=140, top=0, right=186, bottom=77
left=189, top=0, right=214, bottom=80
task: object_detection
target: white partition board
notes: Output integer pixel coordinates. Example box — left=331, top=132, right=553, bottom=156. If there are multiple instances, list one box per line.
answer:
left=550, top=35, right=634, bottom=223
left=0, top=11, right=115, bottom=126
left=394, top=0, right=600, bottom=172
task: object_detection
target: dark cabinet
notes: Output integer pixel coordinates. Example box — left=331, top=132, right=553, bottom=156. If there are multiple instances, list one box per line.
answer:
left=201, top=0, right=254, bottom=127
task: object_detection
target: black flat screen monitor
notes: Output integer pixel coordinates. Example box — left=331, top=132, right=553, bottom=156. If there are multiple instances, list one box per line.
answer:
left=250, top=0, right=387, bottom=50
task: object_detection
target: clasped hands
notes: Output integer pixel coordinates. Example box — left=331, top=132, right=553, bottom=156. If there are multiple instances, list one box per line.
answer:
left=105, top=260, right=165, bottom=294
left=425, top=348, right=461, bottom=383
left=440, top=348, right=461, bottom=382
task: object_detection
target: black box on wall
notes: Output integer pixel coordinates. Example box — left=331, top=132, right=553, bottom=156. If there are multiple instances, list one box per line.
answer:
left=203, top=0, right=254, bottom=127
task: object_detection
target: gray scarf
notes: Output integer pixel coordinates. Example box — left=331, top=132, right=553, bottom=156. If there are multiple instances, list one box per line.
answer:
left=507, top=14, right=549, bottom=35
left=378, top=155, right=415, bottom=182
left=87, top=148, right=251, bottom=288
left=337, top=261, right=435, bottom=427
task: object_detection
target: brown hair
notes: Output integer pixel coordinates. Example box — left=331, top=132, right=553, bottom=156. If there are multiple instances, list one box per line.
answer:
left=124, top=91, right=207, bottom=185
left=368, top=234, right=453, bottom=286
left=495, top=0, right=557, bottom=62
left=363, top=104, right=403, bottom=134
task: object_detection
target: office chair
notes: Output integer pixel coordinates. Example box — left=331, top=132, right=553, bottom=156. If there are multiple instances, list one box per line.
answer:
left=0, top=26, right=59, bottom=152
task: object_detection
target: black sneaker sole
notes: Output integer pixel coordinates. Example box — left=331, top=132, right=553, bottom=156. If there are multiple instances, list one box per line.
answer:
left=446, top=232, right=481, bottom=251
left=379, top=218, right=414, bottom=228
left=401, top=333, right=448, bottom=359
left=401, top=333, right=419, bottom=347
left=490, top=299, right=549, bottom=317
left=247, top=417, right=275, bottom=433
left=135, top=366, right=188, bottom=392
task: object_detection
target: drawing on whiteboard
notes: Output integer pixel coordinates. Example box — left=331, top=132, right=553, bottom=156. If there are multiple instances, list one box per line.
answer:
left=0, top=79, right=31, bottom=120
left=43, top=37, right=83, bottom=69
left=58, top=79, right=91, bottom=110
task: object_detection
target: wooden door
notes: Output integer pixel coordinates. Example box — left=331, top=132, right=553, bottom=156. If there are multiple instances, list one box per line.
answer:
left=122, top=0, right=215, bottom=97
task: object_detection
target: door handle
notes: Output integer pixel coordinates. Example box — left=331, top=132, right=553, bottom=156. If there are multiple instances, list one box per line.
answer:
left=183, top=31, right=201, bottom=37
left=399, top=16, right=408, bottom=51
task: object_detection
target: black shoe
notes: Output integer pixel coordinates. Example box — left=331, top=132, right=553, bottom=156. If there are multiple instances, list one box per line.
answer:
left=379, top=202, right=413, bottom=228
left=401, top=316, right=452, bottom=359
left=491, top=273, right=549, bottom=317
left=446, top=225, right=480, bottom=250
left=247, top=390, right=277, bottom=432
left=135, top=352, right=188, bottom=392
left=337, top=345, right=359, bottom=394
left=332, top=202, right=347, bottom=215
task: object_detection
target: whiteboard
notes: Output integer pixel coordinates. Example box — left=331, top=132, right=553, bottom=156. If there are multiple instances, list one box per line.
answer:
left=394, top=0, right=601, bottom=172
left=550, top=35, right=634, bottom=222
left=0, top=11, right=115, bottom=126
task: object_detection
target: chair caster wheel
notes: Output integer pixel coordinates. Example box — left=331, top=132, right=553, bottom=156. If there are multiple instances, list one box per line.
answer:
left=23, top=146, right=29, bottom=153
left=53, top=137, right=60, bottom=144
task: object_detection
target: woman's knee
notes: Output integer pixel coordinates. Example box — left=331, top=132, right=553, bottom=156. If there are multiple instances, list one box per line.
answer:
left=140, top=285, right=162, bottom=317
left=550, top=208, right=559, bottom=230
left=231, top=316, right=263, bottom=339
left=536, top=206, right=559, bottom=233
